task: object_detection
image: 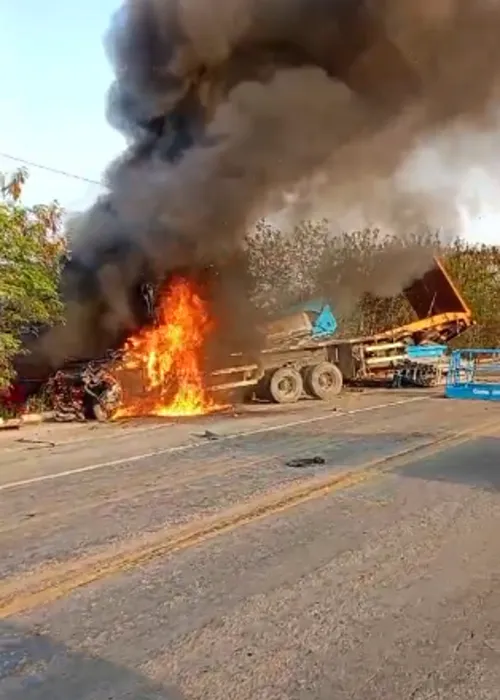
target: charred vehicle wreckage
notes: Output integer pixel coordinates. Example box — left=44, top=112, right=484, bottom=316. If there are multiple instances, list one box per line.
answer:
left=2, top=269, right=154, bottom=421
left=2, top=255, right=215, bottom=421
left=44, top=357, right=123, bottom=422
left=3, top=250, right=245, bottom=421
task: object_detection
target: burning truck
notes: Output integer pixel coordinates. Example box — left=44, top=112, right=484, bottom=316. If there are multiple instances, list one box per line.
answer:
left=3, top=1, right=496, bottom=417
left=3, top=252, right=473, bottom=420
left=5, top=260, right=226, bottom=420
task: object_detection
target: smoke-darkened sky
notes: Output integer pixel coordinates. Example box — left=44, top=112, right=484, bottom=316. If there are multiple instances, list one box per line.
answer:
left=0, top=0, right=500, bottom=244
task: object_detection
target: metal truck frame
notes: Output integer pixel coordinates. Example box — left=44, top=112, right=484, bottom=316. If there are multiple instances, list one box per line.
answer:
left=207, top=256, right=474, bottom=404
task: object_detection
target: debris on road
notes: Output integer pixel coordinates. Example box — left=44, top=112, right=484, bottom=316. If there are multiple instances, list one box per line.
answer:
left=286, top=456, right=326, bottom=468
left=194, top=430, right=220, bottom=441
left=15, top=438, right=56, bottom=448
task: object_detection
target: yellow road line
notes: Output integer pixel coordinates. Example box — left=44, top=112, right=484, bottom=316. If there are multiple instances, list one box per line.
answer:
left=0, top=416, right=498, bottom=618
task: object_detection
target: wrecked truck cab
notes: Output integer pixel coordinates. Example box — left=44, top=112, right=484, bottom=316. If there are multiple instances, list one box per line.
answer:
left=6, top=256, right=223, bottom=419
left=47, top=360, right=123, bottom=422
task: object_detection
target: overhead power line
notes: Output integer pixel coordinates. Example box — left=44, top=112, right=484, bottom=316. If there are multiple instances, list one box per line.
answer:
left=0, top=151, right=104, bottom=186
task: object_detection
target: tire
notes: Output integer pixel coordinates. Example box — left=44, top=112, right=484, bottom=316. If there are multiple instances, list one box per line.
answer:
left=268, top=367, right=303, bottom=404
left=303, top=362, right=343, bottom=400
left=90, top=381, right=123, bottom=421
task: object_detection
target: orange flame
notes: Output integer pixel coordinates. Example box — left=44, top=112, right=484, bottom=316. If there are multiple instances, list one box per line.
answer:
left=113, top=278, right=218, bottom=418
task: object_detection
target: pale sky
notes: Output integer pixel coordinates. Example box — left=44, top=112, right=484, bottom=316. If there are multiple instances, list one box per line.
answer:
left=0, top=1, right=499, bottom=246
left=0, top=0, right=124, bottom=212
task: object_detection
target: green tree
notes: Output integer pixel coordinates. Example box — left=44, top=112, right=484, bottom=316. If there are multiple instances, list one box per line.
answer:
left=0, top=169, right=65, bottom=389
left=442, top=240, right=500, bottom=347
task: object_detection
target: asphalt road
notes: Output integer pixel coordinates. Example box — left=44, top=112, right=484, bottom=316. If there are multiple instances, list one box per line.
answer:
left=1, top=389, right=500, bottom=699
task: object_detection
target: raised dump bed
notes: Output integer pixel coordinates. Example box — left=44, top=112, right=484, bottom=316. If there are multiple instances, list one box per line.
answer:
left=371, top=256, right=473, bottom=346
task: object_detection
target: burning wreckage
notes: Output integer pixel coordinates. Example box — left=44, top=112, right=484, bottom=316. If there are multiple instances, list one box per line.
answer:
left=6, top=261, right=225, bottom=421
left=4, top=251, right=473, bottom=421
left=2, top=0, right=494, bottom=418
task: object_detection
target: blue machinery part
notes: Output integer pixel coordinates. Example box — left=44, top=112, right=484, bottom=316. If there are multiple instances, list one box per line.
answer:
left=310, top=304, right=337, bottom=338
left=285, top=299, right=338, bottom=338
left=445, top=348, right=500, bottom=401
left=406, top=344, right=447, bottom=361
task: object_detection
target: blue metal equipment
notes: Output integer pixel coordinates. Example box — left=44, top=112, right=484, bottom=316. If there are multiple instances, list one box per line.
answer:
left=406, top=344, right=447, bottom=361
left=282, top=299, right=338, bottom=339
left=445, top=348, right=500, bottom=401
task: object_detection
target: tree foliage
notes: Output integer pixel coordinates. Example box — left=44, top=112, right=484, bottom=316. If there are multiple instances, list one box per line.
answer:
left=0, top=169, right=65, bottom=389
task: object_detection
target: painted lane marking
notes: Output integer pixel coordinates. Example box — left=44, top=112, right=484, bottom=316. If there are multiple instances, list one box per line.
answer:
left=0, top=397, right=427, bottom=493
left=1, top=410, right=498, bottom=619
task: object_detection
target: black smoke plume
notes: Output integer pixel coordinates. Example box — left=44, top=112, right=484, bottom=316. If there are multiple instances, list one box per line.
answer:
left=16, top=0, right=500, bottom=382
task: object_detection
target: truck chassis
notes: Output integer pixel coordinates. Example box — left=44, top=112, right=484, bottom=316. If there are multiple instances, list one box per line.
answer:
left=208, top=336, right=418, bottom=404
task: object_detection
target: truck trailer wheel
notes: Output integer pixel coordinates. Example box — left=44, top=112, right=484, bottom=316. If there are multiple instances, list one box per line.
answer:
left=268, top=367, right=303, bottom=404
left=304, top=362, right=343, bottom=400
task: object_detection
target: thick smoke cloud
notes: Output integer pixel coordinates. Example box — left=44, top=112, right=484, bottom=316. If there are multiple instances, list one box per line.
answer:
left=20, top=0, right=500, bottom=379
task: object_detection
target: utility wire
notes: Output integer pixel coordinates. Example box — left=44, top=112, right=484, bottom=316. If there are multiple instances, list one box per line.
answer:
left=0, top=151, right=104, bottom=187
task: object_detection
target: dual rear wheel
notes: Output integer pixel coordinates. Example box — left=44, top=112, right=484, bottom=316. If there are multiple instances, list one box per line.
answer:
left=256, top=361, right=343, bottom=404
